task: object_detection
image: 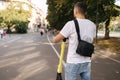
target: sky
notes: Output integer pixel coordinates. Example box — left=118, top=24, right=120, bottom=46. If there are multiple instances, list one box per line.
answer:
left=31, top=0, right=48, bottom=15
left=115, top=0, right=120, bottom=6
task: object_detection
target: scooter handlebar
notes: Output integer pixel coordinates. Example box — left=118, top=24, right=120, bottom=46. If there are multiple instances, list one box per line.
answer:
left=63, top=38, right=67, bottom=42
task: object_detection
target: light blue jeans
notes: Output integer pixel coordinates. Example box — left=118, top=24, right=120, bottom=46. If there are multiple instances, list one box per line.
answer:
left=65, top=62, right=91, bottom=80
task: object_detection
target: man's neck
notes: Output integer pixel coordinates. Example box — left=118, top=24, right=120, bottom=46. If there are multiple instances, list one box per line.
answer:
left=76, top=14, right=85, bottom=19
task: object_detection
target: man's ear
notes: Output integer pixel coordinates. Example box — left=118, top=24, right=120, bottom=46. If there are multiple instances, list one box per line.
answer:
left=75, top=8, right=80, bottom=16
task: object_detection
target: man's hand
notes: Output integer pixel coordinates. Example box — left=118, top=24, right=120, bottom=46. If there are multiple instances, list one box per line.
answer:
left=53, top=33, right=65, bottom=43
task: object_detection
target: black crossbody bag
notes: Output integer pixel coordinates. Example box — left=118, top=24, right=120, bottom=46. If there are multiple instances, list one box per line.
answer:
left=74, top=19, right=94, bottom=57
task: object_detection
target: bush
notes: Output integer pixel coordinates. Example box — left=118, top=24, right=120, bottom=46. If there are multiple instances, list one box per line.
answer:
left=15, top=21, right=28, bottom=33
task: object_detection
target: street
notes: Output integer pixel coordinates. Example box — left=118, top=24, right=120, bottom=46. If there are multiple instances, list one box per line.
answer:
left=0, top=33, right=120, bottom=80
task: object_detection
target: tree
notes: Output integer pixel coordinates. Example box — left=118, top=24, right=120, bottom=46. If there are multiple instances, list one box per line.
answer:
left=109, top=16, right=120, bottom=31
left=47, top=0, right=80, bottom=30
left=86, top=0, right=119, bottom=39
left=46, top=0, right=57, bottom=29
left=0, top=1, right=31, bottom=33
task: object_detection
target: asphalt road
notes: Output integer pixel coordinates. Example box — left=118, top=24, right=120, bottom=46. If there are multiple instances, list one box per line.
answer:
left=0, top=33, right=120, bottom=80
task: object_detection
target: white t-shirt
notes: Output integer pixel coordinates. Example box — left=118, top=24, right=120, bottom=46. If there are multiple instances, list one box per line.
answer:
left=60, top=18, right=96, bottom=63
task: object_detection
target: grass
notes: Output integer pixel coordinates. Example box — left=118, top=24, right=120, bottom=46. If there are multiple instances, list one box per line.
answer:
left=95, top=37, right=120, bottom=54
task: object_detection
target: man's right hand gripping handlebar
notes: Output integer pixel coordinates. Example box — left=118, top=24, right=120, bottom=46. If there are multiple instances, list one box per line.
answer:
left=63, top=38, right=67, bottom=42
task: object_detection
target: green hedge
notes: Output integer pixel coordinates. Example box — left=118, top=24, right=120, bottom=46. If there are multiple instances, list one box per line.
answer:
left=15, top=21, right=28, bottom=33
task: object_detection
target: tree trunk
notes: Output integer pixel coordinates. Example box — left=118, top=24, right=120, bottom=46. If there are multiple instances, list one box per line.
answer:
left=95, top=25, right=98, bottom=43
left=104, top=19, right=110, bottom=39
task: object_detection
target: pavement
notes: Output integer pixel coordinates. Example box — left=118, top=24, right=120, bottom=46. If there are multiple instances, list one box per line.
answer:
left=97, top=31, right=120, bottom=38
left=0, top=33, right=120, bottom=80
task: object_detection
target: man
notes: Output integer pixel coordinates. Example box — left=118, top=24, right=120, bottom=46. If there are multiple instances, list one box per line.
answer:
left=39, top=28, right=44, bottom=36
left=0, top=28, right=3, bottom=39
left=53, top=2, right=96, bottom=80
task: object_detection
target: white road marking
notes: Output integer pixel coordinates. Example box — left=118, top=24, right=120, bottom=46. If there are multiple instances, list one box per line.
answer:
left=0, top=37, right=21, bottom=47
left=96, top=53, right=120, bottom=64
left=47, top=35, right=66, bottom=67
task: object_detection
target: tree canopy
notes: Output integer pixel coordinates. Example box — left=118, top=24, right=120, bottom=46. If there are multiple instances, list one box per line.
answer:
left=86, top=0, right=119, bottom=39
left=0, top=1, right=31, bottom=33
left=47, top=0, right=78, bottom=30
left=47, top=0, right=119, bottom=38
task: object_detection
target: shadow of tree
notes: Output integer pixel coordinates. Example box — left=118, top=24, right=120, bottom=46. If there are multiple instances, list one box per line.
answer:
left=96, top=37, right=120, bottom=54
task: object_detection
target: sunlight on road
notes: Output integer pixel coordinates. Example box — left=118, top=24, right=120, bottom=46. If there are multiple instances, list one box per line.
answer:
left=13, top=60, right=49, bottom=80
left=92, top=49, right=120, bottom=64
left=0, top=52, right=40, bottom=68
left=3, top=47, right=36, bottom=57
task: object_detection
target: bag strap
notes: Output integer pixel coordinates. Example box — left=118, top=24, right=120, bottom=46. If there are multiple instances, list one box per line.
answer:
left=74, top=19, right=81, bottom=42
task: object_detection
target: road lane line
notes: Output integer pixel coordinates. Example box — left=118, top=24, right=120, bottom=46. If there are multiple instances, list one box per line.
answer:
left=47, top=35, right=66, bottom=67
left=0, top=37, right=21, bottom=47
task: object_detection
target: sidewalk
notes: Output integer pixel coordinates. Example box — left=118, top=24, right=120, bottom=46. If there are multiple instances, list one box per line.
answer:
left=98, top=31, right=120, bottom=38
left=92, top=48, right=120, bottom=80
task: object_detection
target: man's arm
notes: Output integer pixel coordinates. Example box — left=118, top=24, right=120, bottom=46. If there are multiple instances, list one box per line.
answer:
left=53, top=33, right=65, bottom=43
left=53, top=21, right=71, bottom=43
